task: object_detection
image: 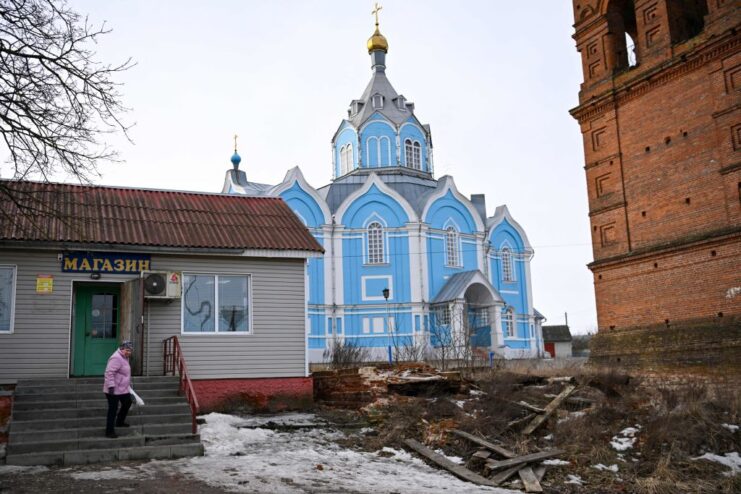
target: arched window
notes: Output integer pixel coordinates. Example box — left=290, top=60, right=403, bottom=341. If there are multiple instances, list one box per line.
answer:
left=445, top=227, right=460, bottom=267
left=367, top=222, right=384, bottom=264
left=501, top=248, right=514, bottom=282
left=339, top=144, right=352, bottom=175
left=503, top=308, right=515, bottom=338
left=606, top=0, right=639, bottom=71
left=413, top=141, right=422, bottom=169
left=667, top=0, right=708, bottom=44
left=405, top=139, right=421, bottom=169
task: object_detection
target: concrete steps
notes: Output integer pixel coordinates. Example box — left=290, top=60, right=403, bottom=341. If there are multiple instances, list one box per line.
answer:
left=5, top=376, right=204, bottom=466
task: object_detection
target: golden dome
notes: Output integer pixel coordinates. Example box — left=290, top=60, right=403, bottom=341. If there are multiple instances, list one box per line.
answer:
left=367, top=26, right=388, bottom=53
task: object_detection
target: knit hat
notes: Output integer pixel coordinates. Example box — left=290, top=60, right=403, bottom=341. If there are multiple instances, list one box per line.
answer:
left=120, top=340, right=134, bottom=350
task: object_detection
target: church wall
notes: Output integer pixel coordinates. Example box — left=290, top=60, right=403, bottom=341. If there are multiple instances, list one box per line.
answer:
left=360, top=121, right=397, bottom=167
left=399, top=123, right=428, bottom=171
left=334, top=127, right=358, bottom=175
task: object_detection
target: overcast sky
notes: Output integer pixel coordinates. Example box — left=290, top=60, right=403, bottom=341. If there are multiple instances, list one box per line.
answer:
left=6, top=1, right=597, bottom=333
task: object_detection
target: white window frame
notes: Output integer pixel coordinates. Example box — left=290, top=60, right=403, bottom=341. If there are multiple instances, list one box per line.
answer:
left=412, top=141, right=421, bottom=169
left=372, top=94, right=384, bottom=109
left=0, top=265, right=17, bottom=334
left=181, top=272, right=253, bottom=335
left=433, top=305, right=451, bottom=326
left=361, top=275, right=393, bottom=301
left=501, top=247, right=515, bottom=282
left=445, top=226, right=461, bottom=267
left=404, top=139, right=414, bottom=167
left=366, top=222, right=385, bottom=265
left=503, top=308, right=515, bottom=338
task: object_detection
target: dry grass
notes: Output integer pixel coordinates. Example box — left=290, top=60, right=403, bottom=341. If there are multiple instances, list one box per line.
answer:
left=322, top=367, right=740, bottom=493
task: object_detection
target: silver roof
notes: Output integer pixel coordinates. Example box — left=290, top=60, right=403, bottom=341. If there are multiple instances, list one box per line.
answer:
left=431, top=270, right=504, bottom=305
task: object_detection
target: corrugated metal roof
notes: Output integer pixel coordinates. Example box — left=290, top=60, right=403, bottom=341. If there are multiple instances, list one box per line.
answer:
left=0, top=180, right=324, bottom=253
left=542, top=325, right=572, bottom=342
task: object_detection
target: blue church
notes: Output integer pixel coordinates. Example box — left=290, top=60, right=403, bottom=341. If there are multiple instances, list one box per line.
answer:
left=223, top=15, right=544, bottom=363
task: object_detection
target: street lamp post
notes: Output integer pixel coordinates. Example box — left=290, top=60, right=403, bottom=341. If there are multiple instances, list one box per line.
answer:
left=382, top=287, right=391, bottom=364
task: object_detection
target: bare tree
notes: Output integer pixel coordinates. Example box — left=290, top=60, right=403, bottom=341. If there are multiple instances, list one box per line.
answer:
left=0, top=0, right=132, bottom=187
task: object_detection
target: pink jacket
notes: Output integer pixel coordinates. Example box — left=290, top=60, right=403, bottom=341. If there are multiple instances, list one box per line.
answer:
left=103, top=349, right=131, bottom=395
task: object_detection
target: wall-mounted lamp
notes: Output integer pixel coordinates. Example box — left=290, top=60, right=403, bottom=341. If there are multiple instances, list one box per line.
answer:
left=90, top=272, right=101, bottom=280
left=382, top=288, right=390, bottom=300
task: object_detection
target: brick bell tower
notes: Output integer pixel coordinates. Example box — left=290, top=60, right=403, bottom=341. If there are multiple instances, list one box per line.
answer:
left=570, top=1, right=740, bottom=376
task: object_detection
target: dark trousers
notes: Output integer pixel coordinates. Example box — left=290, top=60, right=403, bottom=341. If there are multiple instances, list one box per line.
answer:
left=105, top=393, right=132, bottom=433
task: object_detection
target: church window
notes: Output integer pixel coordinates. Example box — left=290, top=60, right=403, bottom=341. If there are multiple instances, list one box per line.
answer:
left=405, top=139, right=421, bottom=169
left=433, top=305, right=450, bottom=325
left=340, top=144, right=353, bottom=174
left=503, top=308, right=515, bottom=338
left=501, top=248, right=515, bottom=282
left=367, top=222, right=385, bottom=264
left=372, top=94, right=384, bottom=109
left=445, top=227, right=460, bottom=267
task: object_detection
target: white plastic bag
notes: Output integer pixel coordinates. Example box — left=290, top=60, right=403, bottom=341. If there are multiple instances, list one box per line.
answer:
left=129, top=387, right=145, bottom=406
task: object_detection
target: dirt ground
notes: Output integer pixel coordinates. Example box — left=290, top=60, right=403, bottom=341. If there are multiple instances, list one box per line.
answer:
left=323, top=366, right=741, bottom=493
left=0, top=461, right=228, bottom=493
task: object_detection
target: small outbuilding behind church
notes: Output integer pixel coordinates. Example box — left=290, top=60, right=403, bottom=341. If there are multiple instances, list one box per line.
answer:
left=542, top=325, right=573, bottom=358
left=0, top=180, right=323, bottom=412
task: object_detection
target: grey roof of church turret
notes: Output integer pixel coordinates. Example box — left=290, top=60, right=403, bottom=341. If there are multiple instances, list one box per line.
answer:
left=318, top=169, right=439, bottom=214
left=348, top=70, right=413, bottom=128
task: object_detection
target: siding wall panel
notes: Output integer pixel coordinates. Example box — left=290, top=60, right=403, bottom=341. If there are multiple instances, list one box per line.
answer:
left=0, top=249, right=307, bottom=381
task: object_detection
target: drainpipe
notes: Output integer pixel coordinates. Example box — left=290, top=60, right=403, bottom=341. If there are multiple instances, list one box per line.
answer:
left=331, top=216, right=337, bottom=345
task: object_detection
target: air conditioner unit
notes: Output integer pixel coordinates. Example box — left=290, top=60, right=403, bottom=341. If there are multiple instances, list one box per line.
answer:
left=142, top=271, right=182, bottom=299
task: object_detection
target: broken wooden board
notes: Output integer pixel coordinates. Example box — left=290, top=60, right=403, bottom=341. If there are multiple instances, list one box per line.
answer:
left=472, top=448, right=491, bottom=460
left=522, top=385, right=577, bottom=435
left=450, top=429, right=516, bottom=458
left=508, top=412, right=536, bottom=429
left=534, top=465, right=546, bottom=482
left=485, top=449, right=564, bottom=471
left=403, top=438, right=500, bottom=488
left=518, top=466, right=543, bottom=493
left=489, top=465, right=521, bottom=486
left=512, top=400, right=546, bottom=414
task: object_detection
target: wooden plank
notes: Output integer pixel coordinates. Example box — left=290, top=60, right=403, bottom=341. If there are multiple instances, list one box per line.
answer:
left=512, top=400, right=545, bottom=414
left=450, top=429, right=516, bottom=458
left=508, top=412, right=535, bottom=428
left=489, top=465, right=520, bottom=485
left=485, top=449, right=564, bottom=471
left=522, top=385, right=577, bottom=435
left=534, top=465, right=546, bottom=482
left=403, top=439, right=500, bottom=488
left=472, top=449, right=491, bottom=460
left=518, top=467, right=543, bottom=492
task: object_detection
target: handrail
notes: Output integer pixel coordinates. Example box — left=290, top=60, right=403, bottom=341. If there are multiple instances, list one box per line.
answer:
left=163, top=336, right=200, bottom=434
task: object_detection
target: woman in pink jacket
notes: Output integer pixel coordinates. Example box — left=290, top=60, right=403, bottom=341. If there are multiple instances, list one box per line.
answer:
left=103, top=340, right=133, bottom=438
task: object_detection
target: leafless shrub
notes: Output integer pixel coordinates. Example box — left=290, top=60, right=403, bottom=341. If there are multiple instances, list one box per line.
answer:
left=322, top=340, right=370, bottom=370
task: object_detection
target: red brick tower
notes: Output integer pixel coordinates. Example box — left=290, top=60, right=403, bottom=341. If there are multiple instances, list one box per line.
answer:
left=570, top=1, right=740, bottom=375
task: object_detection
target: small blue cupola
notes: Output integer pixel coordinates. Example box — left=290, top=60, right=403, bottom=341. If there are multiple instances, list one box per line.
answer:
left=231, top=134, right=242, bottom=170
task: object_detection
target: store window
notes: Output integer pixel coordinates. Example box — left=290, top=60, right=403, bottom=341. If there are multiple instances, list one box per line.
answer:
left=182, top=274, right=250, bottom=333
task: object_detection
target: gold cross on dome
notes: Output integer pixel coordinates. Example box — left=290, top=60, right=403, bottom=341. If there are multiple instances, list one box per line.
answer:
left=372, top=2, right=382, bottom=27
left=233, top=134, right=238, bottom=152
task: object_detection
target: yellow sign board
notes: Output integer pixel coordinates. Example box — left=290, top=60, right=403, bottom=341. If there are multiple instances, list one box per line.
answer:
left=36, top=275, right=54, bottom=294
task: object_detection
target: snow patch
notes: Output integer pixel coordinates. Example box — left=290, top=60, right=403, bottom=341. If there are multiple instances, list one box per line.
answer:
left=158, top=412, right=520, bottom=493
left=70, top=468, right=142, bottom=480
left=592, top=463, right=619, bottom=472
left=453, top=400, right=466, bottom=409
left=469, top=389, right=485, bottom=396
left=565, top=474, right=584, bottom=485
left=693, top=452, right=741, bottom=476
left=541, top=459, right=570, bottom=466
left=721, top=423, right=739, bottom=433
left=611, top=425, right=640, bottom=451
left=434, top=449, right=464, bottom=465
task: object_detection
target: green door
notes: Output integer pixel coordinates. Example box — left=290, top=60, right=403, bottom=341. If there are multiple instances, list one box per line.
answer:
left=72, top=285, right=121, bottom=376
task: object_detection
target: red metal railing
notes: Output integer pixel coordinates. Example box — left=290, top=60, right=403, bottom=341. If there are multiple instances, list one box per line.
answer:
left=163, top=336, right=200, bottom=434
